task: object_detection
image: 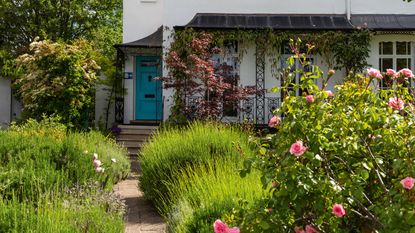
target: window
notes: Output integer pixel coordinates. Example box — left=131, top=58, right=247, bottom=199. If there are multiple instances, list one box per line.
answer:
left=211, top=41, right=239, bottom=117
left=280, top=55, right=315, bottom=97
left=379, top=41, right=413, bottom=89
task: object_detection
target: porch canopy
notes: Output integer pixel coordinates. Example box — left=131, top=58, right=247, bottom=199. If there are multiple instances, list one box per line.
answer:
left=176, top=13, right=415, bottom=30
left=115, top=26, right=163, bottom=49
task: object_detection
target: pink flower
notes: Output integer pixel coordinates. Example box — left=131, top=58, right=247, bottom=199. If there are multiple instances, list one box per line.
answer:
left=294, top=227, right=305, bottom=233
left=306, top=225, right=319, bottom=233
left=388, top=97, right=404, bottom=110
left=399, top=68, right=413, bottom=79
left=386, top=69, right=398, bottom=78
left=325, top=90, right=333, bottom=97
left=213, top=220, right=239, bottom=233
left=228, top=228, right=240, bottom=233
left=367, top=68, right=383, bottom=79
left=289, top=141, right=307, bottom=157
left=332, top=204, right=346, bottom=217
left=306, top=95, right=314, bottom=103
left=328, top=69, right=336, bottom=76
left=93, top=159, right=102, bottom=168
left=213, top=220, right=228, bottom=233
left=268, top=116, right=281, bottom=128
left=400, top=177, right=415, bottom=190
left=95, top=166, right=104, bottom=173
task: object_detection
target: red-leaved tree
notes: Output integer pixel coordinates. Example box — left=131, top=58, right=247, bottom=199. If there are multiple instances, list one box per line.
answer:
left=164, top=32, right=256, bottom=123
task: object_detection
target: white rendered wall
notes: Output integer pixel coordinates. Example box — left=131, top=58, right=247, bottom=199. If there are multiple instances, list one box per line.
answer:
left=123, top=0, right=163, bottom=43
left=95, top=76, right=115, bottom=129
left=0, top=78, right=11, bottom=127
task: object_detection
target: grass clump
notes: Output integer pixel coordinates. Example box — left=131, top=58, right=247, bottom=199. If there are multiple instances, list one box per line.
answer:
left=0, top=117, right=130, bottom=232
left=162, top=159, right=265, bottom=233
left=139, top=122, right=254, bottom=207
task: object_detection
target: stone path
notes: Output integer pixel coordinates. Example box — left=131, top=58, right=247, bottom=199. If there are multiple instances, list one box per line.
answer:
left=114, top=156, right=166, bottom=233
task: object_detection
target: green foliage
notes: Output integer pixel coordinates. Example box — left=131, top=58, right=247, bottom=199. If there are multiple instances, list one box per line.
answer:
left=14, top=39, right=100, bottom=128
left=0, top=184, right=125, bottom=233
left=162, top=158, right=265, bottom=233
left=237, top=43, right=415, bottom=232
left=0, top=118, right=129, bottom=232
left=0, top=0, right=122, bottom=57
left=139, top=122, right=255, bottom=208
left=0, top=118, right=130, bottom=200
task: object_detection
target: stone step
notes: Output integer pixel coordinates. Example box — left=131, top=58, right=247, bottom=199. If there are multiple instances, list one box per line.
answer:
left=118, top=140, right=145, bottom=148
left=119, top=128, right=155, bottom=135
left=118, top=124, right=159, bottom=130
left=117, top=134, right=149, bottom=141
left=127, top=147, right=140, bottom=155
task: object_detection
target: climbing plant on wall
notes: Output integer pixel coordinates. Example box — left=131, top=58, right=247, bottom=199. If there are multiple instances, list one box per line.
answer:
left=165, top=27, right=372, bottom=123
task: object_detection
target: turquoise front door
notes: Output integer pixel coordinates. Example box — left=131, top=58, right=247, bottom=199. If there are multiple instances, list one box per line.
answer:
left=135, top=56, right=162, bottom=121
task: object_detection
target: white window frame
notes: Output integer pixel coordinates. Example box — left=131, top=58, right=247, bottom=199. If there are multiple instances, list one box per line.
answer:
left=379, top=41, right=414, bottom=88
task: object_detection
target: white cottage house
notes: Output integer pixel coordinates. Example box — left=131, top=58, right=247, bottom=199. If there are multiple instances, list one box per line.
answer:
left=2, top=0, right=415, bottom=127
left=113, top=0, right=415, bottom=126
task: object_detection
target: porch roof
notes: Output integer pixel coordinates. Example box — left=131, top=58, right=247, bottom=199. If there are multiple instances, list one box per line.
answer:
left=351, top=14, right=415, bottom=30
left=176, top=13, right=354, bottom=30
left=176, top=13, right=415, bottom=31
left=115, top=26, right=163, bottom=48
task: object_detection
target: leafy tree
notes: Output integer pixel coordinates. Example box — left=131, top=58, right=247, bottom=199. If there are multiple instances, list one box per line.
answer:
left=14, top=39, right=100, bottom=128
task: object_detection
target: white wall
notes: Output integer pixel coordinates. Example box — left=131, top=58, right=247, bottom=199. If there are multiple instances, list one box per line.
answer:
left=123, top=0, right=163, bottom=43
left=95, top=76, right=116, bottom=129
left=0, top=78, right=11, bottom=127
left=351, top=0, right=415, bottom=14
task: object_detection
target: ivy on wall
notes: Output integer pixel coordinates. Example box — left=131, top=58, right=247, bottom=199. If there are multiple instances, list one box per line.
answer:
left=169, top=28, right=372, bottom=75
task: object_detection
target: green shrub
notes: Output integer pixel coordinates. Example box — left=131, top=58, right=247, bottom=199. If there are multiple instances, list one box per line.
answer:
left=238, top=50, right=415, bottom=232
left=0, top=183, right=125, bottom=233
left=139, top=122, right=254, bottom=208
left=0, top=119, right=130, bottom=232
left=162, top=158, right=264, bottom=233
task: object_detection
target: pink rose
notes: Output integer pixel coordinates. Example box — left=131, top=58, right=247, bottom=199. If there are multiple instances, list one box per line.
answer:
left=228, top=227, right=240, bottom=233
left=268, top=116, right=281, bottom=128
left=386, top=69, right=398, bottom=78
left=388, top=97, right=404, bottom=110
left=306, top=95, right=314, bottom=103
left=400, top=177, right=415, bottom=190
left=332, top=203, right=346, bottom=217
left=325, top=90, right=333, bottom=97
left=213, top=220, right=240, bottom=233
left=93, top=159, right=102, bottom=168
left=294, top=227, right=305, bottom=233
left=306, top=225, right=319, bottom=233
left=399, top=68, right=413, bottom=79
left=95, top=166, right=104, bottom=173
left=214, top=220, right=228, bottom=233
left=289, top=141, right=307, bottom=157
left=367, top=68, right=383, bottom=79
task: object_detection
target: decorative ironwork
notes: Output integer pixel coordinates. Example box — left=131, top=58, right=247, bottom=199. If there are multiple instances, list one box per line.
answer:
left=240, top=97, right=255, bottom=122
left=266, top=97, right=281, bottom=121
left=114, top=49, right=125, bottom=124
left=115, top=97, right=124, bottom=123
left=255, top=44, right=266, bottom=124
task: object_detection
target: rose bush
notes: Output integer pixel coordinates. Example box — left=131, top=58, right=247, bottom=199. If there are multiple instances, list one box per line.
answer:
left=234, top=43, right=415, bottom=232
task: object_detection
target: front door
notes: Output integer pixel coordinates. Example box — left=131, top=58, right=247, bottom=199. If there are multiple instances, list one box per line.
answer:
left=135, top=56, right=162, bottom=121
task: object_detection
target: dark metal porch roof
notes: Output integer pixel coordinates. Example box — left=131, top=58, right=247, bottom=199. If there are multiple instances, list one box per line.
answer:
left=115, top=26, right=163, bottom=48
left=176, top=13, right=354, bottom=30
left=351, top=14, right=415, bottom=30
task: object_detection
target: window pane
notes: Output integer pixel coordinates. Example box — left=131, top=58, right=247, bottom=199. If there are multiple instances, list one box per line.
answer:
left=397, top=58, right=409, bottom=70
left=380, top=58, right=393, bottom=72
left=396, top=42, right=410, bottom=55
left=380, top=42, right=393, bottom=55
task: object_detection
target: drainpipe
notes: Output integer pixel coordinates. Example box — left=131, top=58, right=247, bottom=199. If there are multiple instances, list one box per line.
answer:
left=346, top=0, right=351, bottom=21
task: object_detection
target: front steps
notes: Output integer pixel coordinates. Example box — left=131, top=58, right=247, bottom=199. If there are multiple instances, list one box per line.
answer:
left=116, top=125, right=158, bottom=156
